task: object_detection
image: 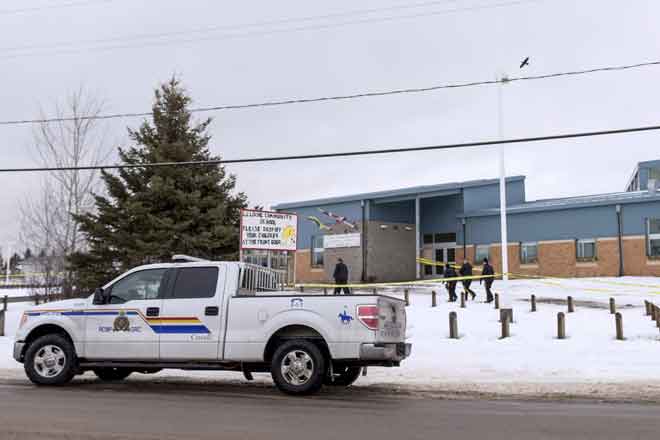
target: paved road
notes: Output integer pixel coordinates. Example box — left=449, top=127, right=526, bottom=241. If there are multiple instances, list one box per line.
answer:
left=0, top=380, right=658, bottom=440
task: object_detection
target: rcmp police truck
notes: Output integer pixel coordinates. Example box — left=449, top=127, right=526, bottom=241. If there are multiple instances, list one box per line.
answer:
left=13, top=256, right=411, bottom=395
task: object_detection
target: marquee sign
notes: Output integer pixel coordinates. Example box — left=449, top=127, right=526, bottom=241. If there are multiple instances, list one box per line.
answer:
left=240, top=209, right=298, bottom=251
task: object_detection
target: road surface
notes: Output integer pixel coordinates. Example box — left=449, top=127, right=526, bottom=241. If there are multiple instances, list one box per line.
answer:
left=0, top=379, right=658, bottom=439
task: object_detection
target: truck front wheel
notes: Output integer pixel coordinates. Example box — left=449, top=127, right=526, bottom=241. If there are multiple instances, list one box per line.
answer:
left=270, top=340, right=325, bottom=395
left=93, top=368, right=133, bottom=381
left=24, top=334, right=77, bottom=386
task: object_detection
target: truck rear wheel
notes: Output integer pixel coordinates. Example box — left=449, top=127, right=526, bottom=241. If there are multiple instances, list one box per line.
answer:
left=24, top=334, right=77, bottom=386
left=270, top=340, right=325, bottom=395
left=93, top=367, right=133, bottom=381
left=325, top=366, right=362, bottom=387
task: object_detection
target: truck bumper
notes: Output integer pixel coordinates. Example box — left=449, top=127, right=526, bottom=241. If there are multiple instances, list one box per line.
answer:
left=13, top=341, right=25, bottom=363
left=360, top=343, right=411, bottom=362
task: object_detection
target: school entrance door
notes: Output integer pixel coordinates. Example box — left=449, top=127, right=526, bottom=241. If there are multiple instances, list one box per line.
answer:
left=433, top=242, right=456, bottom=276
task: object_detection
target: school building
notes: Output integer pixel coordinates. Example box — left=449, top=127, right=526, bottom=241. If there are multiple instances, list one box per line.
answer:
left=272, top=159, right=660, bottom=283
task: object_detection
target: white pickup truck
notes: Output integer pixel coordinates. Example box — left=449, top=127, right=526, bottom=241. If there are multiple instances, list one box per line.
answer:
left=13, top=257, right=411, bottom=395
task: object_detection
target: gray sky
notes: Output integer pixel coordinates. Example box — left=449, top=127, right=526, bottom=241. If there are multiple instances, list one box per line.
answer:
left=1, top=0, right=660, bottom=251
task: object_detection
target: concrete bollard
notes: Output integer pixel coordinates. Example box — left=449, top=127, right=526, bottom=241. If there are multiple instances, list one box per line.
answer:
left=431, top=290, right=437, bottom=308
left=652, top=305, right=658, bottom=321
left=0, top=311, right=4, bottom=337
left=460, top=291, right=466, bottom=309
left=323, top=288, right=327, bottom=295
left=494, top=293, right=500, bottom=310
left=299, top=286, right=304, bottom=293
left=557, top=312, right=566, bottom=339
left=404, top=289, right=410, bottom=307
left=645, top=301, right=651, bottom=316
left=500, top=315, right=510, bottom=339
left=656, top=309, right=660, bottom=329
left=35, top=295, right=40, bottom=306
left=615, top=312, right=624, bottom=340
left=531, top=294, right=536, bottom=312
left=609, top=298, right=616, bottom=315
left=567, top=296, right=575, bottom=313
left=2, top=295, right=6, bottom=313
left=372, top=288, right=378, bottom=295
left=449, top=312, right=458, bottom=339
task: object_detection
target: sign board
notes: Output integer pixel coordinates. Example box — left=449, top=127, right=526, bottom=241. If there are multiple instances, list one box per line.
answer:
left=240, top=209, right=298, bottom=251
left=324, top=233, right=361, bottom=249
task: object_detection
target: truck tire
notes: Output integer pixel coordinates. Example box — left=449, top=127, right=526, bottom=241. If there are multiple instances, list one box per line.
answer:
left=325, top=366, right=362, bottom=387
left=24, top=334, right=77, bottom=386
left=93, top=367, right=133, bottom=381
left=271, top=340, right=326, bottom=395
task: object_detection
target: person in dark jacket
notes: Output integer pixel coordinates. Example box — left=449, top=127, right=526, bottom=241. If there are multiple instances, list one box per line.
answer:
left=459, top=260, right=477, bottom=300
left=481, top=258, right=495, bottom=303
left=333, top=258, right=350, bottom=295
left=444, top=263, right=458, bottom=302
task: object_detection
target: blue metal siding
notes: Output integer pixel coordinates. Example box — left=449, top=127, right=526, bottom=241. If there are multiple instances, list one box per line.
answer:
left=421, top=195, right=462, bottom=235
left=370, top=200, right=415, bottom=224
left=621, top=201, right=660, bottom=235
left=280, top=201, right=363, bottom=249
left=464, top=205, right=620, bottom=244
left=463, top=181, right=525, bottom=212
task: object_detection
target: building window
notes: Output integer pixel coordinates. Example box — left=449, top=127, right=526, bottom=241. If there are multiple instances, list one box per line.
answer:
left=647, top=219, right=660, bottom=258
left=650, top=168, right=660, bottom=182
left=475, top=245, right=489, bottom=263
left=424, top=264, right=433, bottom=276
left=311, top=236, right=324, bottom=267
left=434, top=232, right=457, bottom=243
left=423, top=234, right=434, bottom=245
left=520, top=242, right=538, bottom=264
left=576, top=239, right=597, bottom=261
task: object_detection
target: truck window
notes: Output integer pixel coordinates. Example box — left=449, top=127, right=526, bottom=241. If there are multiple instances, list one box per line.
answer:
left=170, top=267, right=219, bottom=299
left=109, top=269, right=167, bottom=303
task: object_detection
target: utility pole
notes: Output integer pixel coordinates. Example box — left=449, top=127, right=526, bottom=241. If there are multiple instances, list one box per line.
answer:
left=4, top=242, right=11, bottom=285
left=498, top=73, right=509, bottom=282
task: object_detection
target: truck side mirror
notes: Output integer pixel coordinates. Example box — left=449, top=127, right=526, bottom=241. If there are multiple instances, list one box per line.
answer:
left=92, top=288, right=106, bottom=305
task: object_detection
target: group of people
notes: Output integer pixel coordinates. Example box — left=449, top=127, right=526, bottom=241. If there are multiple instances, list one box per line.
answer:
left=332, top=257, right=496, bottom=301
left=443, top=258, right=495, bottom=303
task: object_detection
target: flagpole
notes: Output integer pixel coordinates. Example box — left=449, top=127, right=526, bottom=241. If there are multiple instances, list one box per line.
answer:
left=498, top=73, right=509, bottom=282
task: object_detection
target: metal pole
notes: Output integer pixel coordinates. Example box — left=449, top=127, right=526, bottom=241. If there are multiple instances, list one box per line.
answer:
left=497, top=74, right=509, bottom=282
left=415, top=196, right=421, bottom=279
left=5, top=243, right=10, bottom=285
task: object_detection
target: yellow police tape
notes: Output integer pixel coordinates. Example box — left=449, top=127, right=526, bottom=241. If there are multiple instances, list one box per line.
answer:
left=2, top=271, right=63, bottom=279
left=294, top=273, right=497, bottom=289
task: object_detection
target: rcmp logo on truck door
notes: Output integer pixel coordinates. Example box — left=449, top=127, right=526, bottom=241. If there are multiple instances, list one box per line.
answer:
left=113, top=311, right=131, bottom=332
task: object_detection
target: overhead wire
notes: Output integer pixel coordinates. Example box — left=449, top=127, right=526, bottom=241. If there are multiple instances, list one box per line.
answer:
left=1, top=59, right=659, bottom=126
left=0, top=124, right=659, bottom=173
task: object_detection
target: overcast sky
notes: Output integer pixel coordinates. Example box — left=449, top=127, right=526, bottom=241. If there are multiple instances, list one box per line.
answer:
left=1, top=0, right=660, bottom=251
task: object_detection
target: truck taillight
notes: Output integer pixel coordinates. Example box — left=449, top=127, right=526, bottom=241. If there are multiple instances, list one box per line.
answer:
left=357, top=305, right=379, bottom=330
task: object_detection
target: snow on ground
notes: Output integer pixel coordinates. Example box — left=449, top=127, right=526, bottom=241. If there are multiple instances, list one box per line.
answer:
left=1, top=278, right=660, bottom=400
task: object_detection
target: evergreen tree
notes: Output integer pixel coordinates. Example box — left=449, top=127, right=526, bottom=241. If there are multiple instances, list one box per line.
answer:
left=70, top=78, right=247, bottom=291
left=24, top=248, right=33, bottom=260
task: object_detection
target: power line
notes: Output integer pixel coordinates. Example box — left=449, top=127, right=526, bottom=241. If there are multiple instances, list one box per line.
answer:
left=1, top=124, right=658, bottom=173
left=1, top=59, right=659, bottom=127
left=1, top=0, right=463, bottom=53
left=0, top=0, right=115, bottom=16
left=1, top=0, right=542, bottom=59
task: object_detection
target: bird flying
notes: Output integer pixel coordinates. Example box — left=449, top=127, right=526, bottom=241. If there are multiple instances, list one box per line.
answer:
left=520, top=57, right=530, bottom=69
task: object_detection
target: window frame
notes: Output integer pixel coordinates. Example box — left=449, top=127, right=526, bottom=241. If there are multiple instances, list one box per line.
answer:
left=475, top=245, right=490, bottom=264
left=107, top=268, right=169, bottom=304
left=576, top=239, right=597, bottom=262
left=165, top=266, right=220, bottom=300
left=647, top=218, right=660, bottom=258
left=520, top=242, right=539, bottom=265
left=311, top=235, right=325, bottom=268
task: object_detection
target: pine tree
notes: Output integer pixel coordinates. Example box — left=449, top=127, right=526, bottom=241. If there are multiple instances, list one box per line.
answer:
left=70, top=78, right=247, bottom=291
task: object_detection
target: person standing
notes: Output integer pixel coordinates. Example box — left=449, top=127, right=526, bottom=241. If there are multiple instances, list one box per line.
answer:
left=481, top=258, right=495, bottom=303
left=333, top=258, right=350, bottom=295
left=444, top=263, right=458, bottom=302
left=459, top=259, right=477, bottom=300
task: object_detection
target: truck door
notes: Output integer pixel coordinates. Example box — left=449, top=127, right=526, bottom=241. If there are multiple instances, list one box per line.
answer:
left=84, top=268, right=168, bottom=360
left=158, top=266, right=225, bottom=360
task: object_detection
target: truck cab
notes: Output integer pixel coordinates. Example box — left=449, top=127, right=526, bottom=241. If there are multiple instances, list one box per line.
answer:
left=14, top=257, right=411, bottom=395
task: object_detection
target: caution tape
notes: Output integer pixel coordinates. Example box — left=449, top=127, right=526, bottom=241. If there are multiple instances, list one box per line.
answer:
left=295, top=273, right=497, bottom=290
left=2, top=271, right=64, bottom=278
